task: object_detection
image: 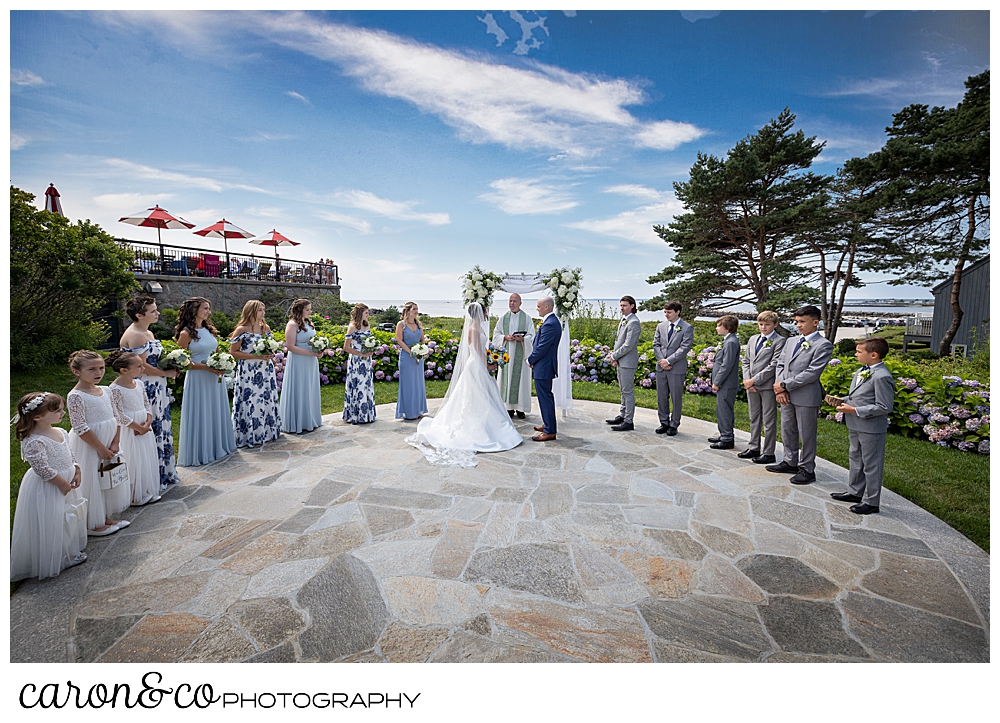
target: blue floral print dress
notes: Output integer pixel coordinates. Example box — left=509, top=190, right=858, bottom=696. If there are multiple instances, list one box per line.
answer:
left=343, top=330, right=376, bottom=424
left=231, top=332, right=281, bottom=448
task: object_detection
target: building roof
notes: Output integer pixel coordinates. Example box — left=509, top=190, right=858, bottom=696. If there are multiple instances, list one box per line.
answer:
left=932, top=254, right=991, bottom=294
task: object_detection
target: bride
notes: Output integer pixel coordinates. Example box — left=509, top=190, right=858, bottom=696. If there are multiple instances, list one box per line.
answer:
left=406, top=302, right=523, bottom=466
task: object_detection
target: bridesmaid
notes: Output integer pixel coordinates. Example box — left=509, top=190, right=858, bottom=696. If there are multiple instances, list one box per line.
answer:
left=230, top=300, right=281, bottom=447
left=176, top=297, right=237, bottom=466
left=395, top=301, right=428, bottom=420
left=279, top=298, right=323, bottom=434
left=343, top=303, right=376, bottom=424
left=119, top=296, right=180, bottom=488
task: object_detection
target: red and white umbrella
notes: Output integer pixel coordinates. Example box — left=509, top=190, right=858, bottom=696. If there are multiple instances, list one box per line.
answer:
left=119, top=204, right=194, bottom=245
left=44, top=184, right=64, bottom=216
left=192, top=218, right=254, bottom=259
left=249, top=229, right=300, bottom=265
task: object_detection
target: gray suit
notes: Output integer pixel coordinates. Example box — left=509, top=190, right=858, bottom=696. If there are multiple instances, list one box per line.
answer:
left=842, top=363, right=895, bottom=506
left=712, top=332, right=741, bottom=441
left=741, top=332, right=786, bottom=455
left=653, top=318, right=694, bottom=428
left=612, top=313, right=642, bottom=423
left=774, top=332, right=834, bottom=474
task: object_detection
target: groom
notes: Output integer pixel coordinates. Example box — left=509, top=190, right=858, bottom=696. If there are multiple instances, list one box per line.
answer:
left=528, top=296, right=561, bottom=442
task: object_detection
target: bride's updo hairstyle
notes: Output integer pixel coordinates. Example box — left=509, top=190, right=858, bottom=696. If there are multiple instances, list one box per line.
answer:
left=350, top=303, right=370, bottom=329
left=466, top=302, right=484, bottom=320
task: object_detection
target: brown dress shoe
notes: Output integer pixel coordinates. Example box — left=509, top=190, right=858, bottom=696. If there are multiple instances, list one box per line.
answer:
left=533, top=425, right=545, bottom=432
left=531, top=433, right=556, bottom=442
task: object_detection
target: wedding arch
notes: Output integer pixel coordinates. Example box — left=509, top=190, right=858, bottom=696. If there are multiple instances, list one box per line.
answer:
left=461, top=267, right=582, bottom=412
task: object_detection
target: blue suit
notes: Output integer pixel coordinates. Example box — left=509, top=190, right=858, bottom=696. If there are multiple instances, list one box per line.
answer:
left=528, top=313, right=561, bottom=434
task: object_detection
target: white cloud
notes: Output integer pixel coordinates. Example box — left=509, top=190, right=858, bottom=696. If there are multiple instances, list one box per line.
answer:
left=680, top=11, right=720, bottom=23
left=329, top=189, right=450, bottom=226
left=822, top=75, right=968, bottom=106
left=11, top=132, right=28, bottom=150
left=479, top=178, right=578, bottom=215
left=285, top=90, right=310, bottom=104
left=564, top=194, right=684, bottom=245
left=245, top=12, right=705, bottom=156
left=478, top=12, right=508, bottom=47
left=238, top=131, right=293, bottom=142
left=243, top=206, right=285, bottom=218
left=316, top=210, right=373, bottom=235
left=93, top=192, right=174, bottom=210
left=11, top=69, right=44, bottom=86
left=98, top=158, right=271, bottom=195
left=603, top=184, right=664, bottom=201
left=507, top=11, right=549, bottom=56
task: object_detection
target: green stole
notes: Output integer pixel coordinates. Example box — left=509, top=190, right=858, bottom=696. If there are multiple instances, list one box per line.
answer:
left=500, top=310, right=528, bottom=404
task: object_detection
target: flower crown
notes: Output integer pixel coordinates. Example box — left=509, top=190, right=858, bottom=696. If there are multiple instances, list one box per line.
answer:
left=10, top=392, right=50, bottom=425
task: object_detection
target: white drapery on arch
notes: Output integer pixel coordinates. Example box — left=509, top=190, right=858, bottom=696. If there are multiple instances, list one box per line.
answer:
left=496, top=273, right=573, bottom=411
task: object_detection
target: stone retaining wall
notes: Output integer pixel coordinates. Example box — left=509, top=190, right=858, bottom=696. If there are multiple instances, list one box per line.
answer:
left=134, top=274, right=341, bottom=313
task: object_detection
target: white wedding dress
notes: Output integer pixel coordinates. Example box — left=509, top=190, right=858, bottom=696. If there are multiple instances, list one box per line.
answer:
left=406, top=303, right=523, bottom=467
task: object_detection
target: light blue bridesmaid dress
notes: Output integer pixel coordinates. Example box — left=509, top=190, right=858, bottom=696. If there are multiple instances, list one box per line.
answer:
left=396, top=324, right=428, bottom=419
left=279, top=325, right=323, bottom=433
left=177, top=328, right=237, bottom=466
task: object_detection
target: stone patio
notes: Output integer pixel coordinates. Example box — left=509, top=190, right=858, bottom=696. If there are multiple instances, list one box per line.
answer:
left=11, top=400, right=989, bottom=663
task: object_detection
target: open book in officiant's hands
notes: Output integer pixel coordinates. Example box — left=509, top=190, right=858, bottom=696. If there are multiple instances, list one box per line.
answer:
left=825, top=395, right=844, bottom=408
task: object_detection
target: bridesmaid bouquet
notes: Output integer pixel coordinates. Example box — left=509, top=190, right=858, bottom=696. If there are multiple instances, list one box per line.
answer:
left=252, top=335, right=284, bottom=365
left=486, top=343, right=510, bottom=373
left=361, top=334, right=380, bottom=353
left=409, top=343, right=431, bottom=360
left=158, top=348, right=191, bottom=372
left=206, top=350, right=237, bottom=383
left=308, top=335, right=331, bottom=354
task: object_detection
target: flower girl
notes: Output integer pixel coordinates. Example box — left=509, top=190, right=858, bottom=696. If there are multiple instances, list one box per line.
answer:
left=10, top=392, right=88, bottom=581
left=67, top=350, right=130, bottom=536
left=108, top=351, right=161, bottom=506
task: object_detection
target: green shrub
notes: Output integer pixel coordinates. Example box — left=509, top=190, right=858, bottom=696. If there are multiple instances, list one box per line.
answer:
left=836, top=337, right=858, bottom=356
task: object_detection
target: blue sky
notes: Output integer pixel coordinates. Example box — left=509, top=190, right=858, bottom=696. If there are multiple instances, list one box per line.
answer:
left=10, top=10, right=989, bottom=303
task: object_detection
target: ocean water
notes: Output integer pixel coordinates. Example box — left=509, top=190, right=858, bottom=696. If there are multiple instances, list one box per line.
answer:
left=363, top=299, right=932, bottom=322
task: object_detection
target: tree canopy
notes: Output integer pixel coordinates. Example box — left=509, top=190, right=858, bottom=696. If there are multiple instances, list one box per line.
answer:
left=10, top=185, right=139, bottom=369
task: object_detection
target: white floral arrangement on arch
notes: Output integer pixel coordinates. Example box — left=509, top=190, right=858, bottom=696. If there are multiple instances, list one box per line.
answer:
left=461, top=266, right=504, bottom=313
left=544, top=266, right=583, bottom=319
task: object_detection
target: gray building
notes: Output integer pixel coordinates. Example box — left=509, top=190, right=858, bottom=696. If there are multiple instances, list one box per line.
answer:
left=930, top=254, right=990, bottom=356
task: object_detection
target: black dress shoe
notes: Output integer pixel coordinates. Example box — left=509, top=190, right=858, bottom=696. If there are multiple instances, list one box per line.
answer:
left=737, top=448, right=761, bottom=459
left=830, top=492, right=863, bottom=503
left=665, top=427, right=678, bottom=436
left=752, top=454, right=776, bottom=464
left=707, top=436, right=722, bottom=443
left=516, top=411, right=525, bottom=420
left=655, top=425, right=670, bottom=434
left=850, top=502, right=880, bottom=515
left=606, top=416, right=625, bottom=425
left=765, top=460, right=796, bottom=473
left=611, top=422, right=635, bottom=431
left=508, top=410, right=515, bottom=418
left=789, top=470, right=816, bottom=485
left=710, top=440, right=735, bottom=450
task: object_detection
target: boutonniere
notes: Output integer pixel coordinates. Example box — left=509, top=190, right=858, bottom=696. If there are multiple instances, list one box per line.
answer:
left=763, top=339, right=772, bottom=348
left=801, top=341, right=812, bottom=350
left=858, top=369, right=872, bottom=381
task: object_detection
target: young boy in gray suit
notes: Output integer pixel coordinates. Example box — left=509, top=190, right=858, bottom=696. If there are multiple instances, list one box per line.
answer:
left=708, top=315, right=741, bottom=449
left=739, top=310, right=785, bottom=464
left=831, top=337, right=895, bottom=514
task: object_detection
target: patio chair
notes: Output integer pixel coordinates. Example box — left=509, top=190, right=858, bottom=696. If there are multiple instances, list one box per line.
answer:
left=185, top=256, right=201, bottom=275
left=167, top=258, right=188, bottom=276
left=257, top=262, right=272, bottom=280
left=235, top=261, right=252, bottom=278
left=203, top=254, right=221, bottom=278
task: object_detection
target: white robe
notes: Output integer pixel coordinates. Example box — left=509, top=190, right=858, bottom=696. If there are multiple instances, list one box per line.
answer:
left=492, top=310, right=534, bottom=413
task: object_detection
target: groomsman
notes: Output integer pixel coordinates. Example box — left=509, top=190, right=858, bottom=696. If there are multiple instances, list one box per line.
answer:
left=653, top=301, right=694, bottom=436
left=708, top=315, right=741, bottom=449
left=606, top=296, right=642, bottom=431
left=738, top=311, right=785, bottom=463
left=831, top=337, right=895, bottom=514
left=767, top=305, right=834, bottom=485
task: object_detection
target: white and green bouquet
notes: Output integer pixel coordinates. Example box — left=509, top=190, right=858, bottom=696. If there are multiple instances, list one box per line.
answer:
left=461, top=265, right=504, bottom=312
left=252, top=335, right=283, bottom=366
left=307, top=335, right=331, bottom=354
left=408, top=342, right=430, bottom=360
left=361, top=334, right=380, bottom=353
left=205, top=350, right=237, bottom=383
left=543, top=266, right=583, bottom=319
left=158, top=348, right=191, bottom=373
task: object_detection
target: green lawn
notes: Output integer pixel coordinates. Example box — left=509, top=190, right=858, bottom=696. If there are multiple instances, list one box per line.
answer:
left=10, top=370, right=989, bottom=552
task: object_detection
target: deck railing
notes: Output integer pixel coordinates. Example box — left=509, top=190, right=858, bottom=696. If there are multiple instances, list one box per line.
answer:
left=116, top=238, right=339, bottom=286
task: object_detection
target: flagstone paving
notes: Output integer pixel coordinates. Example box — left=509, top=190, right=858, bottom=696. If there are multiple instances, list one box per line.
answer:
left=10, top=400, right=989, bottom=663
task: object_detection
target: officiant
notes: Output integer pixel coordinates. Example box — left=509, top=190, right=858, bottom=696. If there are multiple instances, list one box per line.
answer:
left=492, top=293, right=534, bottom=419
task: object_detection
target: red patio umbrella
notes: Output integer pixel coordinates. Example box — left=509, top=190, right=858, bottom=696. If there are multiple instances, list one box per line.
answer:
left=119, top=204, right=195, bottom=245
left=44, top=184, right=64, bottom=216
left=249, top=229, right=300, bottom=265
left=192, top=218, right=255, bottom=260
